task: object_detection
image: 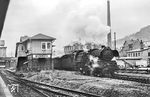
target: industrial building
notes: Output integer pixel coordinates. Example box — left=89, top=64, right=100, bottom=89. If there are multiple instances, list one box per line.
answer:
left=119, top=39, right=144, bottom=57
left=118, top=39, right=150, bottom=68
left=0, top=40, right=16, bottom=69
left=64, top=42, right=101, bottom=54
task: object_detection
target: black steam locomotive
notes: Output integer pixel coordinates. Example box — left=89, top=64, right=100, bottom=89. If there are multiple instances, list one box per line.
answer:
left=53, top=46, right=119, bottom=77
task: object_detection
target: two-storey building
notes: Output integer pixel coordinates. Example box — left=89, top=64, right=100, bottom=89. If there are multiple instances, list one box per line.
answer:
left=15, top=33, right=56, bottom=72
left=120, top=39, right=144, bottom=57
left=118, top=47, right=150, bottom=68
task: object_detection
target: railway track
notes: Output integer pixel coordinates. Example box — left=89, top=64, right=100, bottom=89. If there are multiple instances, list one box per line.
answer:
left=113, top=72, right=150, bottom=84
left=3, top=69, right=150, bottom=97
left=1, top=70, right=52, bottom=97
left=118, top=68, right=150, bottom=74
left=4, top=70, right=102, bottom=97
left=0, top=71, right=23, bottom=97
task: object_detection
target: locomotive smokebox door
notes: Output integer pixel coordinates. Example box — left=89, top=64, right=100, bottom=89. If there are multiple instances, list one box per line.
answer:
left=112, top=50, right=119, bottom=57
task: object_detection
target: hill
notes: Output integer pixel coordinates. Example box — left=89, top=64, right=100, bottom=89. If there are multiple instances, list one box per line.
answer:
left=116, top=25, right=150, bottom=48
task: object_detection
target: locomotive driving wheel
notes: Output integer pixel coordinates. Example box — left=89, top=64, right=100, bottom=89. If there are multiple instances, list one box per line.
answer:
left=91, top=67, right=103, bottom=77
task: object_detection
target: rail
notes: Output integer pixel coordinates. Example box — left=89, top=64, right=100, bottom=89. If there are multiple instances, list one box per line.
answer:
left=114, top=73, right=150, bottom=84
left=5, top=70, right=103, bottom=97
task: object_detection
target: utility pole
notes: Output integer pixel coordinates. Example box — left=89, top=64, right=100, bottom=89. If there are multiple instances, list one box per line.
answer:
left=51, top=44, right=55, bottom=72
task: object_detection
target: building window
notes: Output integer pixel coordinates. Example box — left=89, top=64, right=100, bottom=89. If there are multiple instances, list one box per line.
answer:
left=148, top=52, right=150, bottom=56
left=42, top=42, right=46, bottom=50
left=129, top=53, right=131, bottom=57
left=41, top=42, right=51, bottom=50
left=133, top=53, right=135, bottom=57
left=21, top=46, right=24, bottom=51
left=128, top=53, right=130, bottom=57
left=138, top=52, right=140, bottom=56
left=136, top=53, right=138, bottom=57
left=129, top=44, right=133, bottom=50
left=47, top=42, right=51, bottom=50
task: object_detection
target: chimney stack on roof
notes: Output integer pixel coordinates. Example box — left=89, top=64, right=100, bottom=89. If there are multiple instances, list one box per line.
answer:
left=140, top=40, right=144, bottom=50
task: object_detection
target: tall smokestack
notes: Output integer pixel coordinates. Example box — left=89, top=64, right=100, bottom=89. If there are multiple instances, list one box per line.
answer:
left=107, top=0, right=112, bottom=48
left=114, top=32, right=116, bottom=50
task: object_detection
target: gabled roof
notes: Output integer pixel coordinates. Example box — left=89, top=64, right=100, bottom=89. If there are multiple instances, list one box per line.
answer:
left=31, top=33, right=56, bottom=40
left=126, top=48, right=149, bottom=53
left=21, top=33, right=56, bottom=43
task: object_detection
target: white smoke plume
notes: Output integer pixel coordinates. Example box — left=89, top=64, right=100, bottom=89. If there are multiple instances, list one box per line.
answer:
left=3, top=0, right=110, bottom=56
left=57, top=0, right=110, bottom=45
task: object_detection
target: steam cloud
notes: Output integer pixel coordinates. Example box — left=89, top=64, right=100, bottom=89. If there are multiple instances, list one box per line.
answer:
left=55, top=0, right=110, bottom=46
left=3, top=0, right=110, bottom=56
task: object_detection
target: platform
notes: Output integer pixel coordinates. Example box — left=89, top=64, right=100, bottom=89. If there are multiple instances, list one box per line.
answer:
left=0, top=73, right=13, bottom=97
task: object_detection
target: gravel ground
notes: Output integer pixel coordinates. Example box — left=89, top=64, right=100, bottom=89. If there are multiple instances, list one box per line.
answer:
left=23, top=70, right=150, bottom=97
left=18, top=84, right=42, bottom=97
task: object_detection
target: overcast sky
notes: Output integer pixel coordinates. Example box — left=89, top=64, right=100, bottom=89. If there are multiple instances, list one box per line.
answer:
left=1, top=0, right=150, bottom=56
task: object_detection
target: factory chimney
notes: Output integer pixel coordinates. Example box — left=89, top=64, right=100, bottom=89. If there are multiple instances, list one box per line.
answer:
left=114, top=32, right=116, bottom=50
left=107, top=0, right=112, bottom=48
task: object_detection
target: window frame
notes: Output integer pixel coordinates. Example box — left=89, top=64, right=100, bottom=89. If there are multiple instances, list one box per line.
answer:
left=41, top=42, right=51, bottom=50
left=41, top=42, right=46, bottom=50
left=47, top=42, right=51, bottom=50
left=148, top=52, right=150, bottom=57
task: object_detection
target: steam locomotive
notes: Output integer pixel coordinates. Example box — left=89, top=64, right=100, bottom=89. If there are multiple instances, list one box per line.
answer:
left=53, top=46, right=119, bottom=77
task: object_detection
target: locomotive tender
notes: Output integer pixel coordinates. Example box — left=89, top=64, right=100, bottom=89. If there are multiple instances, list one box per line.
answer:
left=53, top=46, right=119, bottom=77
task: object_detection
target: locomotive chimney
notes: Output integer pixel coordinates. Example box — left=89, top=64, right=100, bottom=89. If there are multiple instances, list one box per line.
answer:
left=140, top=40, right=144, bottom=50
left=107, top=0, right=112, bottom=48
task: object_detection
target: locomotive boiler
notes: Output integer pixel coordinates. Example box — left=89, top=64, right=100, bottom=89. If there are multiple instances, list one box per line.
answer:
left=53, top=46, right=119, bottom=77
left=74, top=46, right=119, bottom=77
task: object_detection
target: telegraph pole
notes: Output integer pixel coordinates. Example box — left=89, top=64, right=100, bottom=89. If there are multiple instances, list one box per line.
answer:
left=51, top=44, right=55, bottom=72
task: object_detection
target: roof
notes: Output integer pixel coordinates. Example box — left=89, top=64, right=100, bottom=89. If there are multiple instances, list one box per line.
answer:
left=64, top=41, right=83, bottom=47
left=126, top=48, right=149, bottom=53
left=31, top=33, right=56, bottom=40
left=124, top=39, right=141, bottom=45
left=21, top=33, right=56, bottom=43
left=0, top=57, right=15, bottom=60
left=0, top=65, right=5, bottom=67
left=117, top=57, right=142, bottom=60
left=143, top=41, right=150, bottom=46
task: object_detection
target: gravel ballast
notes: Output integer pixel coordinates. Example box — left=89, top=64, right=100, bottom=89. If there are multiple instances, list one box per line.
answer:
left=23, top=70, right=150, bottom=97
